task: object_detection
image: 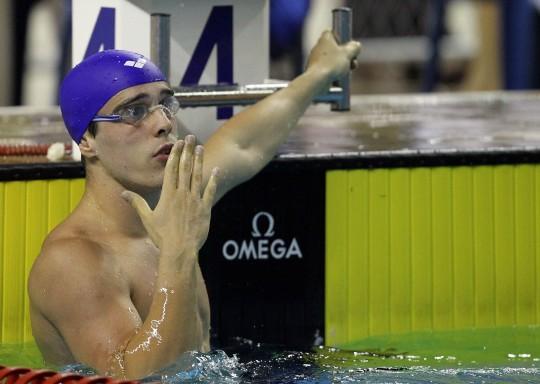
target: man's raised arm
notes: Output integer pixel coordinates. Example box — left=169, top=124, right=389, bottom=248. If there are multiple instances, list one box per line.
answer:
left=202, top=31, right=361, bottom=201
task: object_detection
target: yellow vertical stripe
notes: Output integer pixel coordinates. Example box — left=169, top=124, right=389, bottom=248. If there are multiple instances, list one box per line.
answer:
left=431, top=167, right=453, bottom=330
left=70, top=179, right=85, bottom=210
left=0, top=182, right=4, bottom=342
left=493, top=166, right=516, bottom=325
left=347, top=170, right=369, bottom=341
left=410, top=168, right=433, bottom=331
left=24, top=181, right=48, bottom=342
left=3, top=182, right=26, bottom=343
left=389, top=169, right=411, bottom=334
left=514, top=165, right=536, bottom=324
left=452, top=167, right=475, bottom=328
left=473, top=167, right=496, bottom=327
left=368, top=169, right=390, bottom=336
left=326, top=171, right=349, bottom=345
left=537, top=166, right=540, bottom=325
left=48, top=180, right=72, bottom=231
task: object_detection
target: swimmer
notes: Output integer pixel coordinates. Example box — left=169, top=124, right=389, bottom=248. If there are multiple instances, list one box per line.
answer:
left=28, top=31, right=360, bottom=379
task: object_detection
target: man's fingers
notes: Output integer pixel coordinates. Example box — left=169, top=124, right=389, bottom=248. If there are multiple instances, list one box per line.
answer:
left=179, top=134, right=196, bottom=190
left=121, top=190, right=152, bottom=220
left=322, top=30, right=334, bottom=41
left=202, top=167, right=219, bottom=207
left=345, top=41, right=361, bottom=60
left=191, top=145, right=204, bottom=196
left=162, top=140, right=184, bottom=195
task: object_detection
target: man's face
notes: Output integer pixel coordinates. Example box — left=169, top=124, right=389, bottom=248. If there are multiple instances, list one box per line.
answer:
left=87, top=81, right=179, bottom=192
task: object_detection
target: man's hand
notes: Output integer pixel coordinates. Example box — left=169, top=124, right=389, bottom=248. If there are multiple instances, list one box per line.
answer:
left=122, top=135, right=218, bottom=255
left=200, top=31, right=361, bottom=205
left=306, top=30, right=361, bottom=80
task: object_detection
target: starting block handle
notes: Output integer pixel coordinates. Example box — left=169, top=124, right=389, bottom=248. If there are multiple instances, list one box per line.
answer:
left=331, top=7, right=352, bottom=111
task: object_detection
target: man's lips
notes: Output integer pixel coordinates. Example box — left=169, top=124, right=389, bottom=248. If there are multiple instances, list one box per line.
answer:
left=153, top=143, right=174, bottom=157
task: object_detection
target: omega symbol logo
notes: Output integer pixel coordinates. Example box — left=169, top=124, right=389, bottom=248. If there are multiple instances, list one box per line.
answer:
left=222, top=211, right=303, bottom=261
left=251, top=212, right=275, bottom=237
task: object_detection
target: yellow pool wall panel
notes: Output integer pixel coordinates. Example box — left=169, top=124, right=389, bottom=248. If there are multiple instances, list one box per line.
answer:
left=0, top=178, right=85, bottom=344
left=326, top=165, right=540, bottom=346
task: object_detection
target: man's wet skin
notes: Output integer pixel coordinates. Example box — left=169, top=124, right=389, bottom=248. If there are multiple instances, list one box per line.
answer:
left=28, top=31, right=361, bottom=379
left=29, top=132, right=217, bottom=376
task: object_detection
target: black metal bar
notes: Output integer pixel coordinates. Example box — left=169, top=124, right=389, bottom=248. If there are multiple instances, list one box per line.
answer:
left=174, top=84, right=344, bottom=108
left=151, top=13, right=171, bottom=80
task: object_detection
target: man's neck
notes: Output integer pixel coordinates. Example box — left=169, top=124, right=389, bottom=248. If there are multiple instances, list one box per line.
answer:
left=80, top=165, right=160, bottom=239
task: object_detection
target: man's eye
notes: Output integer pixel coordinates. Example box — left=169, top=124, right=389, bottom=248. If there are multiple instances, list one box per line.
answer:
left=121, top=104, right=147, bottom=120
left=161, top=96, right=179, bottom=112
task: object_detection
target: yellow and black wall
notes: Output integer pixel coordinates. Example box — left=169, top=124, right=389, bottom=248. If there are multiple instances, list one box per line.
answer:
left=0, top=164, right=84, bottom=344
left=1, top=152, right=539, bottom=348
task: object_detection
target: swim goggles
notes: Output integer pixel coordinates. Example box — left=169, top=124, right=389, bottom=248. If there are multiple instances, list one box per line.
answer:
left=92, top=95, right=180, bottom=126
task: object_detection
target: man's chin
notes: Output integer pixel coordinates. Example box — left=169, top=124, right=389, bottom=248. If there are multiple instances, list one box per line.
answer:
left=122, top=174, right=164, bottom=195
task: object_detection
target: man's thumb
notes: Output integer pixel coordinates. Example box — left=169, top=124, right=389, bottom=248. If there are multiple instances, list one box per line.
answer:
left=121, top=190, right=151, bottom=218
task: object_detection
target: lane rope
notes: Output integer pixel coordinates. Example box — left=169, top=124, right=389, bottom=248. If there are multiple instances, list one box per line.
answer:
left=0, top=366, right=138, bottom=384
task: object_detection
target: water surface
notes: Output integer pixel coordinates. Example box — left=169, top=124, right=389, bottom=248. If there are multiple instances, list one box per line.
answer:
left=3, top=326, right=540, bottom=383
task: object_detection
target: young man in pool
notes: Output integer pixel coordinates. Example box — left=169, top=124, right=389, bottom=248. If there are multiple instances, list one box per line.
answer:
left=28, top=31, right=360, bottom=378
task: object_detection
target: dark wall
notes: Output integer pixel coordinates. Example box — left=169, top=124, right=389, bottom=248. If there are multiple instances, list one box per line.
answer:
left=200, top=163, right=326, bottom=349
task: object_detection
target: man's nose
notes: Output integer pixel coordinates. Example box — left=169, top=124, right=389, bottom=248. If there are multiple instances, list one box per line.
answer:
left=149, top=106, right=174, bottom=137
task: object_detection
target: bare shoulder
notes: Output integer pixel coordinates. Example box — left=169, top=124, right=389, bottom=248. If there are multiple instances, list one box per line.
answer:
left=31, top=229, right=103, bottom=278
left=28, top=229, right=117, bottom=317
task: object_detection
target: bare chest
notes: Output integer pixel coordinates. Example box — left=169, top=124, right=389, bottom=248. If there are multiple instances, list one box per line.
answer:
left=125, top=252, right=158, bottom=320
left=116, top=242, right=210, bottom=325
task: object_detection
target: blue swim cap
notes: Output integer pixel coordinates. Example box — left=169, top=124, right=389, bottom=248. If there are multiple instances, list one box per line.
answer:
left=60, top=50, right=166, bottom=143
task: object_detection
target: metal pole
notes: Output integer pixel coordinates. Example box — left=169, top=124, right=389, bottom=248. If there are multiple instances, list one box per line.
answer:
left=422, top=0, right=446, bottom=92
left=151, top=13, right=171, bottom=80
left=174, top=84, right=344, bottom=108
left=331, top=7, right=352, bottom=111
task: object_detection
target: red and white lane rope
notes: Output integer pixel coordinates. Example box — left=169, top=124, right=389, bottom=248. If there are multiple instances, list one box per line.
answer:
left=0, top=143, right=72, bottom=156
left=0, top=365, right=138, bottom=384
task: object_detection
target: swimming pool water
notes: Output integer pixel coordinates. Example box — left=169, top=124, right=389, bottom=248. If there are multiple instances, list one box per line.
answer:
left=2, top=326, right=540, bottom=383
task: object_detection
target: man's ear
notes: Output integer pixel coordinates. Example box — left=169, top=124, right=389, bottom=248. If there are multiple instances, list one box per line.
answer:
left=79, top=133, right=98, bottom=159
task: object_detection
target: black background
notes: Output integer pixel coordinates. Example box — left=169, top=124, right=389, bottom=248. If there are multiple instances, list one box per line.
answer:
left=200, top=163, right=326, bottom=349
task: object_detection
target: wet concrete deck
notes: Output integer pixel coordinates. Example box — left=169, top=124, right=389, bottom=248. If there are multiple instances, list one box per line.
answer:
left=282, top=92, right=540, bottom=159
